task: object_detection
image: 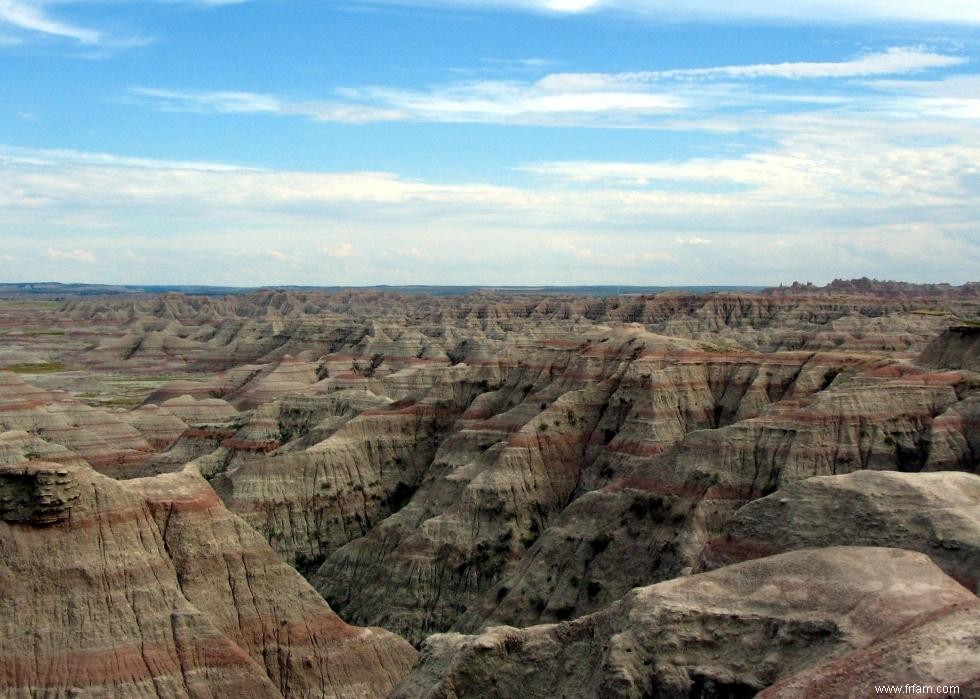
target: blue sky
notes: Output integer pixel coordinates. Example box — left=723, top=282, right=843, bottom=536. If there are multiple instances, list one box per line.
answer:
left=1, top=1, right=979, bottom=285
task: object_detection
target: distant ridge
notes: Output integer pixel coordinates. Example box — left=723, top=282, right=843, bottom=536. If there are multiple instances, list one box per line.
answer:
left=0, top=282, right=765, bottom=298
left=764, top=277, right=980, bottom=296
left=2, top=279, right=976, bottom=299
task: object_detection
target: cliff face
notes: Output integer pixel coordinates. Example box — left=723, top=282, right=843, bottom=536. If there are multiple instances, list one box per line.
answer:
left=443, top=361, right=979, bottom=638
left=759, top=601, right=980, bottom=698
left=699, top=470, right=980, bottom=592
left=0, top=461, right=416, bottom=698
left=393, top=548, right=977, bottom=699
left=920, top=325, right=980, bottom=372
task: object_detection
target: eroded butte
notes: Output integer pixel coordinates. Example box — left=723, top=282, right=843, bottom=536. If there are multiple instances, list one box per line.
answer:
left=1, top=280, right=978, bottom=697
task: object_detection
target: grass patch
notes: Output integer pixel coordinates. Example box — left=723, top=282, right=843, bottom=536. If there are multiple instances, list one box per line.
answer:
left=0, top=300, right=60, bottom=309
left=92, top=397, right=142, bottom=408
left=4, top=361, right=67, bottom=374
left=698, top=341, right=743, bottom=354
left=104, top=373, right=185, bottom=383
left=75, top=392, right=144, bottom=409
left=911, top=309, right=952, bottom=316
left=23, top=330, right=67, bottom=337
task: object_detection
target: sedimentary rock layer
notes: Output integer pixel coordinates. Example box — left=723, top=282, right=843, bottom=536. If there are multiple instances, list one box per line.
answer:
left=699, top=470, right=980, bottom=592
left=1, top=284, right=978, bottom=664
left=393, top=547, right=976, bottom=699
left=0, top=461, right=416, bottom=698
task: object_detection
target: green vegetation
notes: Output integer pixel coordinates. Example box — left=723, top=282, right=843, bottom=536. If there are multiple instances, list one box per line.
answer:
left=104, top=373, right=185, bottom=383
left=93, top=397, right=143, bottom=408
left=1, top=300, right=61, bottom=309
left=3, top=361, right=67, bottom=374
left=74, top=390, right=144, bottom=409
left=698, top=341, right=743, bottom=353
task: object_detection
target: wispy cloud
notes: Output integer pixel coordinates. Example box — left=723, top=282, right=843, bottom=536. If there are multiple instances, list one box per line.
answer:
left=132, top=48, right=967, bottom=128
left=537, top=48, right=967, bottom=90
left=356, top=0, right=980, bottom=24
left=46, top=247, right=97, bottom=263
left=0, top=0, right=100, bottom=43
left=132, top=87, right=408, bottom=124
left=132, top=82, right=685, bottom=126
left=0, top=0, right=241, bottom=49
left=321, top=242, right=357, bottom=258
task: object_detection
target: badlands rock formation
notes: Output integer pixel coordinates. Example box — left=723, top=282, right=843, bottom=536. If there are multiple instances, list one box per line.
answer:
left=0, top=371, right=155, bottom=477
left=393, top=548, right=976, bottom=698
left=920, top=325, right=980, bottom=372
left=759, top=600, right=980, bottom=698
left=0, top=461, right=415, bottom=697
left=699, top=470, right=980, bottom=591
left=0, top=281, right=978, bottom=697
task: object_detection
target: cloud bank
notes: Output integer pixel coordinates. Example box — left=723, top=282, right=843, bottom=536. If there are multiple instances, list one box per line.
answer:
left=3, top=100, right=978, bottom=286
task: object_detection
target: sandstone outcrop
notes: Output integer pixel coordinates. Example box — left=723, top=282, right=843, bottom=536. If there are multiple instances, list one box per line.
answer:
left=0, top=461, right=80, bottom=524
left=129, top=467, right=418, bottom=697
left=449, top=361, right=979, bottom=637
left=699, top=470, right=980, bottom=591
left=919, top=325, right=980, bottom=372
left=760, top=600, right=980, bottom=698
left=0, top=461, right=416, bottom=697
left=393, top=548, right=976, bottom=698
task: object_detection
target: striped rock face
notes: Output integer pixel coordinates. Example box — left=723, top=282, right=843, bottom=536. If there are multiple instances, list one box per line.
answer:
left=699, top=469, right=980, bottom=592
left=0, top=461, right=416, bottom=698
left=1, top=284, right=978, bottom=694
left=392, top=548, right=979, bottom=699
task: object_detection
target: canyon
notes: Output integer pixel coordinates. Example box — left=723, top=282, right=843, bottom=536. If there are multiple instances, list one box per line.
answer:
left=1, top=282, right=977, bottom=697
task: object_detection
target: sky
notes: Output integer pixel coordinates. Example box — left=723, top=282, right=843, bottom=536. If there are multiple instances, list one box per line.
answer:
left=1, top=0, right=979, bottom=286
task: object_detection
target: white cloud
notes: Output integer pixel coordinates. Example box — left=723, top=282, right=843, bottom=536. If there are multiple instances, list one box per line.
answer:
left=134, top=80, right=685, bottom=126
left=357, top=0, right=980, bottom=23
left=0, top=0, right=242, bottom=48
left=0, top=144, right=255, bottom=171
left=139, top=88, right=281, bottom=114
left=3, top=107, right=979, bottom=285
left=46, top=247, right=97, bottom=263
left=538, top=48, right=967, bottom=90
left=0, top=0, right=100, bottom=43
left=133, top=48, right=966, bottom=129
left=548, top=239, right=677, bottom=267
left=321, top=242, right=357, bottom=258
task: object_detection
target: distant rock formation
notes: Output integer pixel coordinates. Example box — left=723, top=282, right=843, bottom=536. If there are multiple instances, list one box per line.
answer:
left=765, top=277, right=980, bottom=298
left=0, top=371, right=155, bottom=476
